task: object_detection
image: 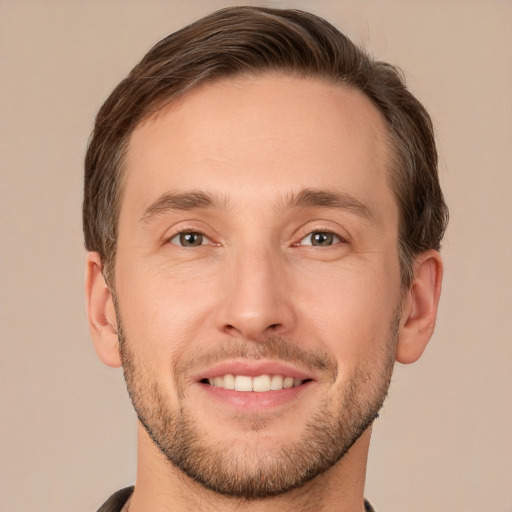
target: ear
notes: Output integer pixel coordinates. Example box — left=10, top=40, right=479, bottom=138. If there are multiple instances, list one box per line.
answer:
left=396, top=249, right=443, bottom=364
left=85, top=252, right=121, bottom=368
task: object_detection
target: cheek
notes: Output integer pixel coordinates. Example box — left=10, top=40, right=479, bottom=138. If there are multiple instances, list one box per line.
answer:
left=114, top=261, right=223, bottom=377
left=293, top=259, right=400, bottom=368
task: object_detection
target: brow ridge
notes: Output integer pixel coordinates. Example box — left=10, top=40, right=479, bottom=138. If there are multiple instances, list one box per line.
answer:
left=140, top=187, right=372, bottom=224
left=140, top=191, right=218, bottom=223
left=286, top=188, right=372, bottom=219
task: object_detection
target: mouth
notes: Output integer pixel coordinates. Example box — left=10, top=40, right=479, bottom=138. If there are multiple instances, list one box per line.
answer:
left=201, top=374, right=310, bottom=392
left=193, top=360, right=316, bottom=410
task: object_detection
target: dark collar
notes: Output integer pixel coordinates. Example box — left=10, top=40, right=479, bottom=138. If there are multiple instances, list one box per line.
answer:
left=96, top=486, right=133, bottom=512
left=97, top=486, right=376, bottom=512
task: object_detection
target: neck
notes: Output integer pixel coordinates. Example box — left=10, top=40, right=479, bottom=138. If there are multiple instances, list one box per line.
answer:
left=128, top=423, right=371, bottom=512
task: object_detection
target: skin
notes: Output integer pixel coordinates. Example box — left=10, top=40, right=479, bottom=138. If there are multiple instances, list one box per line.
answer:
left=86, top=74, right=443, bottom=512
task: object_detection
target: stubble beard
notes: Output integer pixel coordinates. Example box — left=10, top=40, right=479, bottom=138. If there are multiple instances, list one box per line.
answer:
left=117, top=312, right=399, bottom=500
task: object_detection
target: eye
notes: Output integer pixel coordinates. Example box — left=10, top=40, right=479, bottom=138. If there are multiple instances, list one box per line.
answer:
left=299, top=231, right=342, bottom=247
left=169, top=231, right=209, bottom=247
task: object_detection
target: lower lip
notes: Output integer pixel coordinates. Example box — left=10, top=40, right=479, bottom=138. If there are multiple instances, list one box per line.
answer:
left=198, top=381, right=314, bottom=410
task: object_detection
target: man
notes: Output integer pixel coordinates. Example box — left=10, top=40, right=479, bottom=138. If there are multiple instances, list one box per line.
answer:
left=84, top=6, right=447, bottom=512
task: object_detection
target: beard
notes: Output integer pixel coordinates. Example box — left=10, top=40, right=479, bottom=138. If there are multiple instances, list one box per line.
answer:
left=117, top=308, right=399, bottom=500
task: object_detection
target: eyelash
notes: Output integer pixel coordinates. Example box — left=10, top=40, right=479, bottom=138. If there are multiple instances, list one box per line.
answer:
left=167, top=229, right=213, bottom=247
left=296, top=229, right=346, bottom=247
left=167, top=228, right=346, bottom=248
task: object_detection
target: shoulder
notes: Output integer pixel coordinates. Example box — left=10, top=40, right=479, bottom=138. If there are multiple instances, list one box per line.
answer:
left=364, top=499, right=376, bottom=512
left=96, top=486, right=134, bottom=512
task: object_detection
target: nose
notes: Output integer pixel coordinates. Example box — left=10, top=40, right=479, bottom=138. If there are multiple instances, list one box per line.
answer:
left=216, top=244, right=296, bottom=341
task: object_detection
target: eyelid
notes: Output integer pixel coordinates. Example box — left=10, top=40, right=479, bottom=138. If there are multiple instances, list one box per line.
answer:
left=293, top=223, right=350, bottom=247
left=164, top=225, right=218, bottom=247
left=168, top=231, right=208, bottom=247
left=299, top=230, right=342, bottom=246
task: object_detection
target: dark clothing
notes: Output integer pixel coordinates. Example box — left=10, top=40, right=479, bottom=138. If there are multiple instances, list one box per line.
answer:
left=97, top=486, right=376, bottom=512
left=97, top=487, right=133, bottom=512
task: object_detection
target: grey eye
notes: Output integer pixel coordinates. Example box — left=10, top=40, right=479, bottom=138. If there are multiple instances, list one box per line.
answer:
left=170, top=232, right=207, bottom=247
left=301, top=231, right=340, bottom=246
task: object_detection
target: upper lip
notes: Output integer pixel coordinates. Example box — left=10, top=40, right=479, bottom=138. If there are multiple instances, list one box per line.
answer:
left=192, top=359, right=315, bottom=382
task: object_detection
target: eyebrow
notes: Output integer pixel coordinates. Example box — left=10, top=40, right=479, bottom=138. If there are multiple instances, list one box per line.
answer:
left=140, top=188, right=373, bottom=223
left=140, top=191, right=223, bottom=223
left=286, top=189, right=373, bottom=220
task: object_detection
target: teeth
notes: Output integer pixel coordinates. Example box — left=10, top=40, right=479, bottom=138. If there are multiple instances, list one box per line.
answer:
left=207, top=374, right=304, bottom=392
left=270, top=375, right=283, bottom=390
left=234, top=375, right=253, bottom=392
left=283, top=377, right=294, bottom=389
left=223, top=374, right=235, bottom=390
left=253, top=375, right=271, bottom=392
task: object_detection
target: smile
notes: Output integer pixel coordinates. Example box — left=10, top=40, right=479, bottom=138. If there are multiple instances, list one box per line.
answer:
left=194, top=360, right=316, bottom=409
left=204, top=374, right=307, bottom=392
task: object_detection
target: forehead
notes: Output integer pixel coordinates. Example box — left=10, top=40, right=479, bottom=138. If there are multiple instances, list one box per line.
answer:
left=121, top=74, right=394, bottom=221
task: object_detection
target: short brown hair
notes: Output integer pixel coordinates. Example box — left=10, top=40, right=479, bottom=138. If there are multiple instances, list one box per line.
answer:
left=83, top=6, right=448, bottom=286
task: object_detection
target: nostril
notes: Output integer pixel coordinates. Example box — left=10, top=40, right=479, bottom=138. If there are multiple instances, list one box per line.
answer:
left=223, top=324, right=242, bottom=337
left=221, top=316, right=287, bottom=339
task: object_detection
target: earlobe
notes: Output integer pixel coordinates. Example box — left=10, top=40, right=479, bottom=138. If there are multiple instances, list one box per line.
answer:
left=396, top=250, right=443, bottom=364
left=85, top=252, right=122, bottom=368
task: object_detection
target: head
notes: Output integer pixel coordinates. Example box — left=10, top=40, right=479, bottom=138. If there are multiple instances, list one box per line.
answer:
left=84, top=6, right=447, bottom=501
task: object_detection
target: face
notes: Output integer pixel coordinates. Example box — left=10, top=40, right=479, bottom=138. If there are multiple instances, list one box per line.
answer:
left=114, top=74, right=403, bottom=498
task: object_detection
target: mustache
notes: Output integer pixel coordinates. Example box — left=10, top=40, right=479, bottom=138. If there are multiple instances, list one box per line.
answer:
left=173, top=336, right=338, bottom=381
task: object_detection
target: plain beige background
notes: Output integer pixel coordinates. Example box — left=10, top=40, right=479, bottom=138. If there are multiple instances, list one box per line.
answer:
left=0, top=1, right=511, bottom=511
